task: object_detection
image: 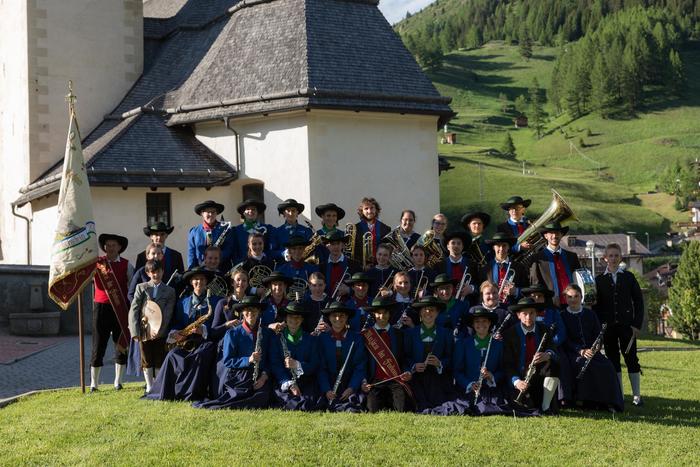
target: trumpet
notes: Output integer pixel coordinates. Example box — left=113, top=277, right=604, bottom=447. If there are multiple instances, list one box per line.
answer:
left=497, top=265, right=516, bottom=305
left=382, top=229, right=414, bottom=270
left=418, top=230, right=444, bottom=269
left=362, top=231, right=373, bottom=269
left=344, top=223, right=356, bottom=260
left=455, top=270, right=472, bottom=301
left=331, top=267, right=351, bottom=300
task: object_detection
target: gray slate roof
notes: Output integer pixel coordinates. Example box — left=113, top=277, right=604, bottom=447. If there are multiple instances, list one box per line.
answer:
left=562, top=234, right=651, bottom=257
left=18, top=0, right=452, bottom=205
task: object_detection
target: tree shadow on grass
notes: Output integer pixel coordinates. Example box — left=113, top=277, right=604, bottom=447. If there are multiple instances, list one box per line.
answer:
left=559, top=396, right=700, bottom=428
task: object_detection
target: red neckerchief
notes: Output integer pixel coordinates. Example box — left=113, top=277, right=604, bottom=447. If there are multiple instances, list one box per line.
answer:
left=291, top=260, right=304, bottom=269
left=202, top=221, right=218, bottom=231
left=331, top=329, right=347, bottom=341
left=242, top=320, right=257, bottom=341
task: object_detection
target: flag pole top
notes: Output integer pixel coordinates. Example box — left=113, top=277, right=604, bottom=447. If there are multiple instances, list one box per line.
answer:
left=65, top=80, right=77, bottom=111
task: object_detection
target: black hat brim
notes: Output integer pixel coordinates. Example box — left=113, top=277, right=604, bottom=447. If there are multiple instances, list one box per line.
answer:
left=444, top=232, right=470, bottom=244
left=322, top=234, right=350, bottom=244
left=181, top=269, right=216, bottom=284
left=485, top=237, right=517, bottom=246
left=261, top=275, right=294, bottom=286
left=98, top=234, right=128, bottom=254
left=539, top=226, right=570, bottom=236
left=143, top=225, right=174, bottom=236
left=321, top=307, right=356, bottom=318
left=315, top=204, right=346, bottom=220
left=237, top=200, right=267, bottom=217
left=410, top=301, right=447, bottom=312
left=508, top=302, right=546, bottom=313
left=521, top=285, right=555, bottom=298
left=465, top=311, right=499, bottom=328
left=194, top=201, right=225, bottom=215
left=230, top=302, right=267, bottom=312
left=500, top=199, right=532, bottom=210
left=461, top=212, right=491, bottom=229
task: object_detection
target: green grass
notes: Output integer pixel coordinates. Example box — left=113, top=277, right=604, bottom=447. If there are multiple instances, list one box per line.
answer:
left=433, top=41, right=700, bottom=240
left=1, top=337, right=699, bottom=465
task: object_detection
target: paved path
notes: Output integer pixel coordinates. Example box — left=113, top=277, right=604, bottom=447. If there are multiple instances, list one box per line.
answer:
left=0, top=333, right=141, bottom=400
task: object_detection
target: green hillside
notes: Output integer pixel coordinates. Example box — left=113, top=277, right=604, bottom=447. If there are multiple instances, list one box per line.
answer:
left=432, top=41, right=700, bottom=239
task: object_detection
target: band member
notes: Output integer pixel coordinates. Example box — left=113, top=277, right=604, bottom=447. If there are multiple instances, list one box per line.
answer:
left=136, top=222, right=184, bottom=281
left=128, top=260, right=175, bottom=394
left=202, top=245, right=223, bottom=273
left=529, top=221, right=581, bottom=306
left=366, top=243, right=396, bottom=298
left=128, top=242, right=164, bottom=302
left=408, top=245, right=436, bottom=298
left=193, top=295, right=272, bottom=410
left=322, top=230, right=360, bottom=297
left=560, top=285, right=624, bottom=412
left=461, top=211, right=492, bottom=268
left=479, top=232, right=528, bottom=307
left=502, top=297, right=560, bottom=414
left=275, top=235, right=318, bottom=282
left=187, top=200, right=237, bottom=271
left=396, top=210, right=421, bottom=249
left=471, top=281, right=512, bottom=329
left=271, top=199, right=314, bottom=261
left=303, top=272, right=330, bottom=334
left=269, top=301, right=320, bottom=411
left=234, top=232, right=276, bottom=276
left=521, top=284, right=566, bottom=346
left=430, top=213, right=449, bottom=255
left=315, top=203, right=346, bottom=235
left=430, top=274, right=469, bottom=337
left=361, top=297, right=412, bottom=413
left=146, top=268, right=223, bottom=401
left=232, top=199, right=272, bottom=265
left=318, top=302, right=367, bottom=413
left=211, top=268, right=249, bottom=341
left=343, top=272, right=373, bottom=331
left=442, top=231, right=476, bottom=301
left=594, top=243, right=645, bottom=407
left=90, top=233, right=133, bottom=392
left=352, top=197, right=391, bottom=268
left=496, top=196, right=532, bottom=252
left=453, top=307, right=506, bottom=414
left=381, top=271, right=415, bottom=327
left=404, top=296, right=455, bottom=412
left=260, top=271, right=293, bottom=330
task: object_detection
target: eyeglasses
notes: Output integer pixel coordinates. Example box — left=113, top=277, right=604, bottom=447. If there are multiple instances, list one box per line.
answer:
left=433, top=221, right=446, bottom=226
left=565, top=294, right=580, bottom=298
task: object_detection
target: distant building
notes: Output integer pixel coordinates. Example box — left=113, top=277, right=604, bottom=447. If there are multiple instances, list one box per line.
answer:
left=562, top=233, right=650, bottom=275
left=514, top=116, right=528, bottom=128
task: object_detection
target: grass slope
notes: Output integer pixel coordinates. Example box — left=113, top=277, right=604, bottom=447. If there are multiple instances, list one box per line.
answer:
left=1, top=338, right=699, bottom=465
left=434, top=41, right=700, bottom=239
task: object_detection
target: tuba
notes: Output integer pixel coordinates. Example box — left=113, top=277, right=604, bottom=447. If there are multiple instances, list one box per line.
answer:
left=512, top=189, right=577, bottom=267
left=418, top=230, right=444, bottom=268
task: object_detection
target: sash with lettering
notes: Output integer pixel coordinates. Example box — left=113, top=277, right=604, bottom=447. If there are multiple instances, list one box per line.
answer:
left=361, top=327, right=414, bottom=400
left=95, top=259, right=131, bottom=351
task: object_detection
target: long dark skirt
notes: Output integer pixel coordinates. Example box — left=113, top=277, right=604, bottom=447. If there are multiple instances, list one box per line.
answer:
left=193, top=368, right=271, bottom=410
left=560, top=350, right=624, bottom=411
left=317, top=392, right=366, bottom=413
left=126, top=339, right=142, bottom=376
left=409, top=369, right=457, bottom=412
left=144, top=341, right=216, bottom=401
left=271, top=375, right=320, bottom=411
left=425, top=384, right=507, bottom=416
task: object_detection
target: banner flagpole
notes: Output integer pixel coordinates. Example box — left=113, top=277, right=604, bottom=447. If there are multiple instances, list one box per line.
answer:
left=78, top=293, right=85, bottom=393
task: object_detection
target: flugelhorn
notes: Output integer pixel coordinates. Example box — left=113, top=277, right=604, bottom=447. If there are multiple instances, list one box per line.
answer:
left=383, top=228, right=414, bottom=270
left=418, top=229, right=444, bottom=268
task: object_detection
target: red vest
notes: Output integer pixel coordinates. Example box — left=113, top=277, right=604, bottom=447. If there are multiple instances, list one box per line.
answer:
left=94, top=257, right=129, bottom=304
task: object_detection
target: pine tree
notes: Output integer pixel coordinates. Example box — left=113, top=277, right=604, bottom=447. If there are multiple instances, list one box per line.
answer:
left=499, top=92, right=510, bottom=113
left=528, top=78, right=545, bottom=138
left=668, top=242, right=700, bottom=340
left=669, top=49, right=685, bottom=94
left=514, top=94, right=528, bottom=116
left=590, top=54, right=616, bottom=117
left=501, top=132, right=516, bottom=156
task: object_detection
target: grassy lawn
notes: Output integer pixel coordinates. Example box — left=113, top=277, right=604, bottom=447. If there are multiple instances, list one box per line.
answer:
left=2, top=337, right=699, bottom=465
left=433, top=41, right=700, bottom=240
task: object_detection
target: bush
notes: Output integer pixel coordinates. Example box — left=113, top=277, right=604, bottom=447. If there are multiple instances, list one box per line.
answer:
left=668, top=242, right=700, bottom=340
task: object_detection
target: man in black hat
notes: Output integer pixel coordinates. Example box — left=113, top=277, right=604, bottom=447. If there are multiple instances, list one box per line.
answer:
left=502, top=298, right=560, bottom=414
left=461, top=211, right=492, bottom=269
left=478, top=232, right=529, bottom=307
left=529, top=221, right=581, bottom=307
left=431, top=274, right=469, bottom=337
left=90, top=233, right=134, bottom=392
left=321, top=230, right=361, bottom=298
left=343, top=272, right=374, bottom=331
left=315, top=203, right=346, bottom=235
left=136, top=222, right=184, bottom=281
left=274, top=235, right=319, bottom=283
left=496, top=196, right=532, bottom=252
left=271, top=199, right=313, bottom=262
left=187, top=200, right=237, bottom=272
left=232, top=199, right=273, bottom=265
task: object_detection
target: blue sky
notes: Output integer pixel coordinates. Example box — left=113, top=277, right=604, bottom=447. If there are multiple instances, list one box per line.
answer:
left=378, top=0, right=435, bottom=25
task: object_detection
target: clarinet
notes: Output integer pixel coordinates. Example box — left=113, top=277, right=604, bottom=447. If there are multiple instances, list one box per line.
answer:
left=577, top=323, right=608, bottom=380
left=474, top=314, right=512, bottom=401
left=332, top=341, right=356, bottom=398
left=252, top=318, right=263, bottom=382
left=213, top=221, right=233, bottom=248
left=514, top=323, right=557, bottom=404
left=279, top=333, right=298, bottom=385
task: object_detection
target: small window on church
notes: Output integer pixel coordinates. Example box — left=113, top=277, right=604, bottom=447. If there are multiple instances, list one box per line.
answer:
left=146, top=193, right=171, bottom=226
left=242, top=183, right=265, bottom=222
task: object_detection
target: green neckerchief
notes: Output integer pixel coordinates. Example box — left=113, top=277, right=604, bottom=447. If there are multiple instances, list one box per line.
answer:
left=446, top=297, right=456, bottom=311
left=321, top=225, right=337, bottom=234
left=285, top=327, right=303, bottom=345
left=244, top=219, right=257, bottom=230
left=420, top=324, right=437, bottom=340
left=474, top=334, right=490, bottom=350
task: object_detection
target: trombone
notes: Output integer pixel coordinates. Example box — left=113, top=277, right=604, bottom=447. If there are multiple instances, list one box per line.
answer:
left=414, top=271, right=429, bottom=300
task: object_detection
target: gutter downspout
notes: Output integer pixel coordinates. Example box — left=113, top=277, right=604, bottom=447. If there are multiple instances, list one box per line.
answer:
left=11, top=203, right=31, bottom=264
left=224, top=117, right=241, bottom=172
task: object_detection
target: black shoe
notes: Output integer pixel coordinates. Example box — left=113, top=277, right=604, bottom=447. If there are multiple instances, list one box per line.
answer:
left=89, top=387, right=98, bottom=393
left=632, top=396, right=644, bottom=407
left=114, top=384, right=123, bottom=391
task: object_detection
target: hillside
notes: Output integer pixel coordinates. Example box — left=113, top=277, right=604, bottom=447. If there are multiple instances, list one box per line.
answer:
left=431, top=41, right=700, bottom=240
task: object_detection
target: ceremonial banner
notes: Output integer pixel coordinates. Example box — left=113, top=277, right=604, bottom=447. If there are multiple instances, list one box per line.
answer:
left=94, top=260, right=131, bottom=350
left=48, top=108, right=98, bottom=309
left=361, top=327, right=414, bottom=399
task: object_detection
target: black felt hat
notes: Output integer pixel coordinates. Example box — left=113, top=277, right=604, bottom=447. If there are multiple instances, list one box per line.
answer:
left=465, top=307, right=499, bottom=328
left=344, top=272, right=373, bottom=286
left=410, top=295, right=447, bottom=312
left=261, top=271, right=294, bottom=286
left=321, top=301, right=356, bottom=318
left=538, top=221, right=570, bottom=236
left=322, top=230, right=350, bottom=244
left=429, top=273, right=458, bottom=288
left=461, top=211, right=491, bottom=229
left=315, top=203, right=346, bottom=220
left=363, top=296, right=400, bottom=312
left=237, top=199, right=266, bottom=217
left=508, top=297, right=546, bottom=313
left=194, top=200, right=225, bottom=215
left=521, top=284, right=555, bottom=298
left=277, top=199, right=305, bottom=215
left=142, top=222, right=174, bottom=236
left=485, top=232, right=517, bottom=246
left=500, top=196, right=532, bottom=210
left=444, top=231, right=470, bottom=245
left=98, top=233, right=128, bottom=254
left=230, top=295, right=267, bottom=312
left=280, top=301, right=311, bottom=317
left=284, top=235, right=312, bottom=248
left=181, top=267, right=215, bottom=285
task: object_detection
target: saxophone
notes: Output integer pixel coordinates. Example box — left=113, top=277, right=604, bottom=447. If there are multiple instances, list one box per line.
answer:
left=252, top=318, right=263, bottom=382
left=169, top=291, right=213, bottom=351
left=302, top=221, right=323, bottom=263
